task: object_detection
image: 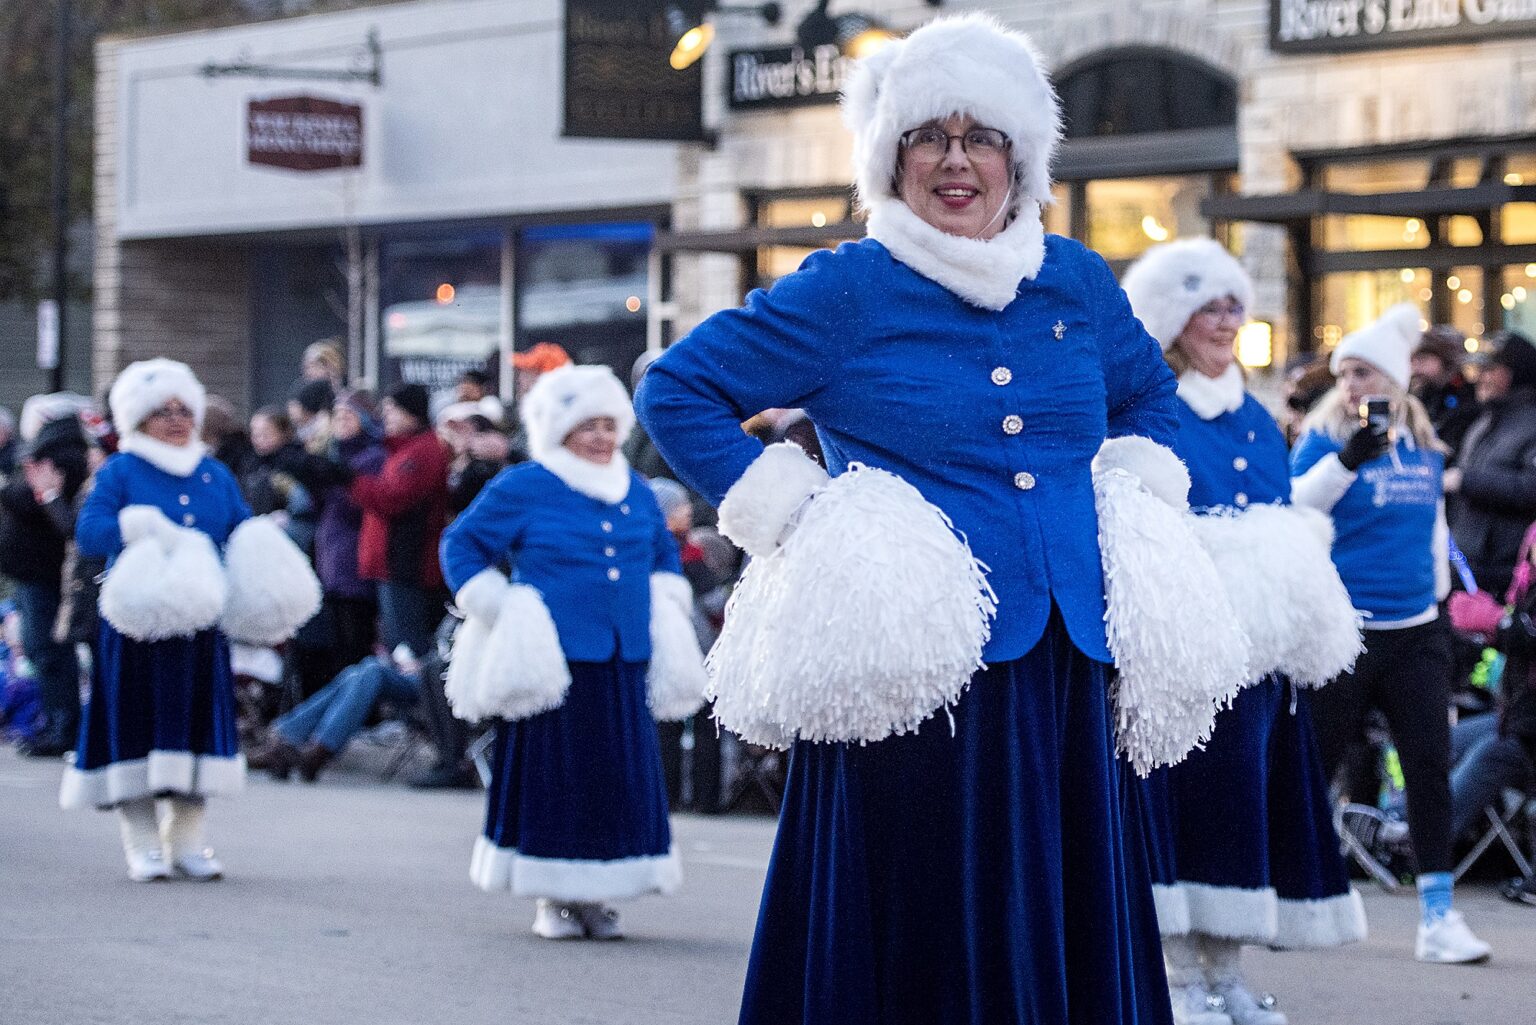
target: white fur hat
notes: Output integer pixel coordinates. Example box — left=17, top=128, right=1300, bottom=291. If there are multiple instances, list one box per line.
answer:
left=840, top=13, right=1061, bottom=210
left=1120, top=239, right=1255, bottom=352
left=521, top=364, right=634, bottom=460
left=1329, top=303, right=1422, bottom=390
left=108, top=358, right=207, bottom=433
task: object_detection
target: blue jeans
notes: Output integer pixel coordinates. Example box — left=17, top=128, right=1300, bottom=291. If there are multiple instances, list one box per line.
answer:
left=1450, top=713, right=1534, bottom=838
left=273, top=656, right=420, bottom=753
left=376, top=581, right=440, bottom=659
left=14, top=582, right=79, bottom=738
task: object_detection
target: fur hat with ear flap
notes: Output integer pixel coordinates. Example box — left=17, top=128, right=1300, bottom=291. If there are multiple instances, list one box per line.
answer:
left=1120, top=238, right=1255, bottom=352
left=108, top=358, right=207, bottom=434
left=840, top=13, right=1061, bottom=212
left=520, top=364, right=635, bottom=461
left=1329, top=303, right=1423, bottom=390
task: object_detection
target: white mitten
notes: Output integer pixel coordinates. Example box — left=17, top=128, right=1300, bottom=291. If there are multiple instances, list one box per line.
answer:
left=717, top=442, right=829, bottom=558
left=455, top=568, right=511, bottom=624
left=119, top=505, right=180, bottom=547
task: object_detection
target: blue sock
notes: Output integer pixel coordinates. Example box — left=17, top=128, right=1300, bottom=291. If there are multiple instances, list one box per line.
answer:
left=1418, top=872, right=1454, bottom=924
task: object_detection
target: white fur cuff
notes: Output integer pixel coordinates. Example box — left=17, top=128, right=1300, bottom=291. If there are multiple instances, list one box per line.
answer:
left=119, top=505, right=177, bottom=546
left=220, top=516, right=322, bottom=645
left=455, top=568, right=511, bottom=624
left=717, top=442, right=830, bottom=558
left=1092, top=436, right=1191, bottom=511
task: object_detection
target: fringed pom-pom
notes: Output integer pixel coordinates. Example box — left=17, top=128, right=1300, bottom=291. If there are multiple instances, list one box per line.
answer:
left=472, top=583, right=572, bottom=721
left=219, top=516, right=322, bottom=645
left=99, top=527, right=227, bottom=642
left=1095, top=466, right=1250, bottom=775
left=647, top=572, right=709, bottom=721
left=707, top=463, right=996, bottom=748
left=1192, top=505, right=1362, bottom=689
left=444, top=613, right=495, bottom=722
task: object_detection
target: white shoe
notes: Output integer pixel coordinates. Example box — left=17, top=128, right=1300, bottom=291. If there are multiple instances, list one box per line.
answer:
left=126, top=847, right=173, bottom=883
left=1416, top=909, right=1492, bottom=964
left=1169, top=982, right=1232, bottom=1025
left=577, top=903, right=624, bottom=941
left=172, top=847, right=224, bottom=881
left=1210, top=978, right=1286, bottom=1025
left=532, top=900, right=585, bottom=940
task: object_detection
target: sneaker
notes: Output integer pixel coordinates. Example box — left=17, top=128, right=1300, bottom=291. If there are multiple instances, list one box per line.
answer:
left=1210, top=979, right=1286, bottom=1025
left=125, top=847, right=173, bottom=883
left=1415, top=909, right=1492, bottom=964
left=1169, top=982, right=1232, bottom=1025
left=577, top=903, right=624, bottom=941
left=171, top=847, right=225, bottom=881
left=1500, top=875, right=1536, bottom=906
left=531, top=900, right=585, bottom=940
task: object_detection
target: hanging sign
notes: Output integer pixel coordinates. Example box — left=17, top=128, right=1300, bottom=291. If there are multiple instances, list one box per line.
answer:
left=247, top=95, right=364, bottom=171
left=1271, top=0, right=1536, bottom=54
left=728, top=44, right=852, bottom=110
left=563, top=0, right=707, bottom=141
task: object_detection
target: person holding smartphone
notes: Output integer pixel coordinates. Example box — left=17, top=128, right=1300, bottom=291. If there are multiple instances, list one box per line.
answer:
left=1291, top=304, right=1491, bottom=964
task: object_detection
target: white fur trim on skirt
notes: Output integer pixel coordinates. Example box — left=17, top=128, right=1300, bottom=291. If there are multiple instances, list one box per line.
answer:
left=1271, top=889, right=1368, bottom=949
left=469, top=836, right=683, bottom=902
left=1178, top=881, right=1280, bottom=943
left=1152, top=883, right=1192, bottom=937
left=59, top=750, right=246, bottom=810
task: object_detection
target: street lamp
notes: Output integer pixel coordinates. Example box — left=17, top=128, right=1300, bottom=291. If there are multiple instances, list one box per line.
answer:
left=794, top=0, right=898, bottom=58
left=667, top=2, right=783, bottom=71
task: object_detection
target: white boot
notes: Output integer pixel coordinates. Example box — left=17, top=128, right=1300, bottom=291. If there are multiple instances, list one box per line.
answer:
left=576, top=902, right=624, bottom=941
left=116, top=797, right=171, bottom=882
left=161, top=798, right=223, bottom=881
left=531, top=899, right=585, bottom=940
left=1165, top=934, right=1232, bottom=1025
left=1200, top=936, right=1286, bottom=1025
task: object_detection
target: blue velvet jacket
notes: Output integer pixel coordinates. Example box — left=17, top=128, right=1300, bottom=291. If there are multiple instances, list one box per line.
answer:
left=77, top=452, right=251, bottom=563
left=1175, top=395, right=1292, bottom=511
left=438, top=462, right=683, bottom=662
left=636, top=234, right=1178, bottom=664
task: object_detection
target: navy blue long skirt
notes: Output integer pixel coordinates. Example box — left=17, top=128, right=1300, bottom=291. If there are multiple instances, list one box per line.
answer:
left=1145, top=678, right=1365, bottom=948
left=471, top=658, right=680, bottom=902
left=738, top=613, right=1173, bottom=1025
left=60, top=623, right=243, bottom=810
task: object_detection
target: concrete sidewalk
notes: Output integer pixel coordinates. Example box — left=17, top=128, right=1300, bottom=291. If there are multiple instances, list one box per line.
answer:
left=1, top=745, right=1530, bottom=1024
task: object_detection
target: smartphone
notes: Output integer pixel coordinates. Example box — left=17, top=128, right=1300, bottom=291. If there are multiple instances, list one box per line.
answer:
left=1359, top=395, right=1392, bottom=441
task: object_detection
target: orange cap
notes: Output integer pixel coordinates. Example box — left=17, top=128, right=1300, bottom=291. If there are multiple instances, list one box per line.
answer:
left=511, top=342, right=572, bottom=374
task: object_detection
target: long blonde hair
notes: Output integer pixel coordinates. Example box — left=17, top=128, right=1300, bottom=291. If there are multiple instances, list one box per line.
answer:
left=1298, top=381, right=1449, bottom=455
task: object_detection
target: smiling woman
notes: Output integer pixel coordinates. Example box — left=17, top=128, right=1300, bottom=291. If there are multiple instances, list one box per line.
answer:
left=896, top=117, right=1015, bottom=240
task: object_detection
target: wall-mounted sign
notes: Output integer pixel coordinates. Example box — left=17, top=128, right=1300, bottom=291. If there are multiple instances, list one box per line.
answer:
left=564, top=0, right=706, bottom=142
left=728, top=44, right=851, bottom=110
left=1271, top=0, right=1536, bottom=54
left=247, top=95, right=363, bottom=171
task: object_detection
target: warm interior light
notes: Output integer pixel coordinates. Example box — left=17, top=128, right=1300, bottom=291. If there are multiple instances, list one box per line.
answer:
left=1466, top=337, right=1479, bottom=352
left=810, top=210, right=827, bottom=227
left=1507, top=173, right=1525, bottom=186
left=1141, top=215, right=1170, bottom=242
left=435, top=283, right=455, bottom=304
left=844, top=27, right=897, bottom=59
left=1236, top=320, right=1272, bottom=369
left=1503, top=293, right=1517, bottom=311
left=670, top=23, right=715, bottom=70
left=625, top=295, right=643, bottom=313
left=1405, top=218, right=1423, bottom=233
left=1458, top=288, right=1473, bottom=304
left=1447, top=275, right=1461, bottom=289
left=1516, top=286, right=1529, bottom=302
left=1399, top=269, right=1415, bottom=283
left=1527, top=264, right=1536, bottom=277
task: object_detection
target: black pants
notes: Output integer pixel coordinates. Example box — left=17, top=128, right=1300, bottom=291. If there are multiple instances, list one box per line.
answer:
left=327, top=594, right=379, bottom=674
left=1310, top=618, right=1454, bottom=874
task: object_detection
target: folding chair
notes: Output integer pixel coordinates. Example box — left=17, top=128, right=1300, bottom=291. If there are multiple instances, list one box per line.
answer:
left=1455, top=790, right=1536, bottom=882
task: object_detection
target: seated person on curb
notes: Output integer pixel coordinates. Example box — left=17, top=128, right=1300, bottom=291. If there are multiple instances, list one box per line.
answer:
left=248, top=649, right=423, bottom=782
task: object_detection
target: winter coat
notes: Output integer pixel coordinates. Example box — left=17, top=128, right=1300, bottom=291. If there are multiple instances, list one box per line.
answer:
left=0, top=417, right=90, bottom=585
left=1416, top=377, right=1479, bottom=458
left=76, top=452, right=251, bottom=563
left=448, top=455, right=505, bottom=517
left=314, top=434, right=387, bottom=600
left=1449, top=387, right=1536, bottom=597
left=352, top=428, right=450, bottom=589
left=635, top=235, right=1177, bottom=664
left=53, top=477, right=104, bottom=646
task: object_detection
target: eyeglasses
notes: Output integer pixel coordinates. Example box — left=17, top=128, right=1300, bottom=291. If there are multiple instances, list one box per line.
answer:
left=146, top=404, right=195, bottom=422
left=1193, top=301, right=1246, bottom=323
left=900, top=125, right=1010, bottom=162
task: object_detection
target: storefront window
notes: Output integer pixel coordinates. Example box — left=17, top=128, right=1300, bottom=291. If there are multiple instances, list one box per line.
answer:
left=1319, top=158, right=1426, bottom=194
left=516, top=222, right=652, bottom=378
left=1503, top=203, right=1536, bottom=245
left=753, top=193, right=858, bottom=288
left=1498, top=265, right=1536, bottom=337
left=1316, top=269, right=1425, bottom=346
left=1085, top=176, right=1214, bottom=262
left=1320, top=215, right=1431, bottom=252
left=1447, top=267, right=1486, bottom=339
left=1044, top=183, right=1071, bottom=237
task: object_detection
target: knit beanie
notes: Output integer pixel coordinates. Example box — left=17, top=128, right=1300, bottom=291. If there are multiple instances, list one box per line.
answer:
left=649, top=477, right=691, bottom=521
left=1329, top=304, right=1422, bottom=389
left=1490, top=331, right=1536, bottom=391
left=291, top=379, right=336, bottom=416
left=387, top=383, right=431, bottom=427
left=1414, top=325, right=1466, bottom=370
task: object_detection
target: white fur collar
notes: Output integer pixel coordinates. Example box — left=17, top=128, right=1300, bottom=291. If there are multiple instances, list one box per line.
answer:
left=865, top=198, right=1046, bottom=310
left=119, top=432, right=209, bottom=477
left=537, top=447, right=633, bottom=504
left=1177, top=364, right=1246, bottom=421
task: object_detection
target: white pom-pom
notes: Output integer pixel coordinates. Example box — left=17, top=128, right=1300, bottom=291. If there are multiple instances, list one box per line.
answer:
left=717, top=442, right=830, bottom=558
left=647, top=572, right=709, bottom=721
left=1095, top=467, right=1250, bottom=775
left=707, top=463, right=996, bottom=747
left=444, top=613, right=495, bottom=722
left=1192, top=505, right=1361, bottom=688
left=219, top=516, right=322, bottom=645
left=99, top=527, right=227, bottom=641
left=1092, top=436, right=1192, bottom=510
left=472, top=583, right=572, bottom=720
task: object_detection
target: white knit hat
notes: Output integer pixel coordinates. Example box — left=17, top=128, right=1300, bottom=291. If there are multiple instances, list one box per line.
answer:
left=521, top=364, right=634, bottom=461
left=840, top=14, right=1061, bottom=211
left=108, top=358, right=207, bottom=433
left=1120, top=239, right=1255, bottom=352
left=1329, top=303, right=1423, bottom=390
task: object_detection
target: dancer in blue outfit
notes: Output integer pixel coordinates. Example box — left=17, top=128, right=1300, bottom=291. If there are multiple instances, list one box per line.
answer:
left=1123, top=240, right=1365, bottom=1025
left=440, top=364, right=706, bottom=941
left=636, top=16, right=1212, bottom=1025
left=1292, top=306, right=1493, bottom=964
left=61, top=358, right=320, bottom=882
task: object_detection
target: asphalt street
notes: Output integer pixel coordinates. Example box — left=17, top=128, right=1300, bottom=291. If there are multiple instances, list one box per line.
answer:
left=2, top=743, right=1531, bottom=1025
